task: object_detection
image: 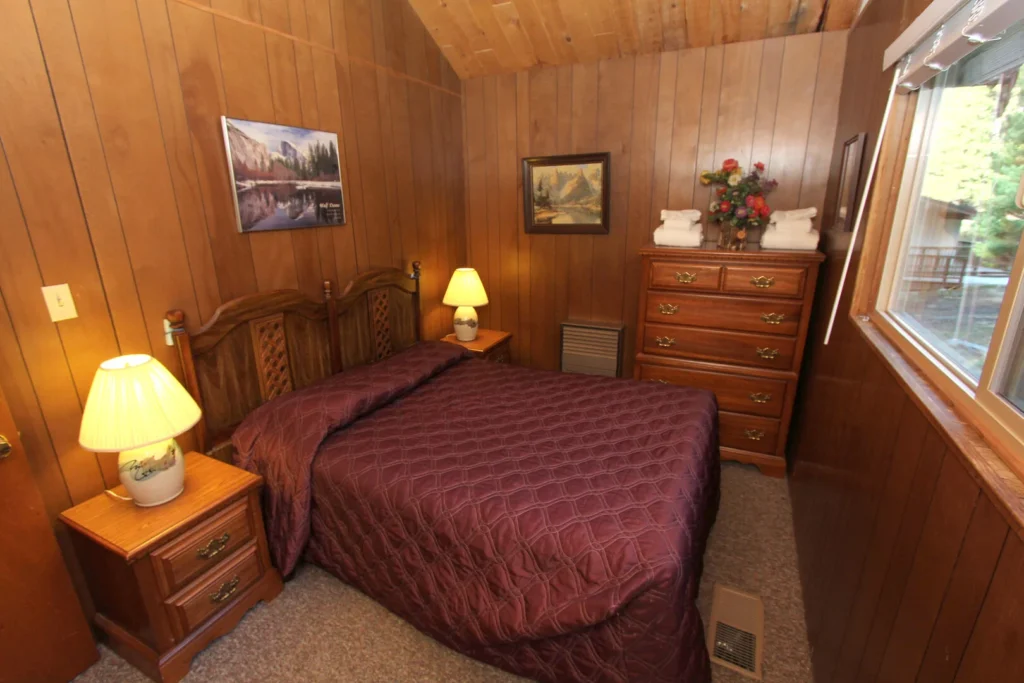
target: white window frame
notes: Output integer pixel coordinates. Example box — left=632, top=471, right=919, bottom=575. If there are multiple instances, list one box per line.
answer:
left=874, top=77, right=1024, bottom=466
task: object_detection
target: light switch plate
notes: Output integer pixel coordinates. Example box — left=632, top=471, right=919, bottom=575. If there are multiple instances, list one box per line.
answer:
left=41, top=284, right=79, bottom=322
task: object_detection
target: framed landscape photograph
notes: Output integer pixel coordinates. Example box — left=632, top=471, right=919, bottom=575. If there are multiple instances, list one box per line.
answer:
left=522, top=152, right=610, bottom=234
left=834, top=133, right=867, bottom=232
left=222, top=116, right=345, bottom=233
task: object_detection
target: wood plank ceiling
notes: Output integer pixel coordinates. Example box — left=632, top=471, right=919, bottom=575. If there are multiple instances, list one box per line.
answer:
left=409, top=0, right=865, bottom=78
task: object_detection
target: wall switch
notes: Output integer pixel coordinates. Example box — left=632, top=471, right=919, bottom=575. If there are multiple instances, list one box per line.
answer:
left=41, top=284, right=79, bottom=322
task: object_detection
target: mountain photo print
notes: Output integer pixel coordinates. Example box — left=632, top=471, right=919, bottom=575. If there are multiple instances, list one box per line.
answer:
left=522, top=152, right=610, bottom=234
left=222, top=117, right=345, bottom=233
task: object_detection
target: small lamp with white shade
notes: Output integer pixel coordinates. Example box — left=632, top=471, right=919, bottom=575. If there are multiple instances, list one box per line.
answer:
left=443, top=268, right=489, bottom=342
left=79, top=354, right=202, bottom=507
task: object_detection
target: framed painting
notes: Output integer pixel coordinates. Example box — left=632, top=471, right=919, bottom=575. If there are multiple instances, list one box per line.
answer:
left=221, top=116, right=346, bottom=233
left=522, top=152, right=610, bottom=234
left=834, top=133, right=867, bottom=232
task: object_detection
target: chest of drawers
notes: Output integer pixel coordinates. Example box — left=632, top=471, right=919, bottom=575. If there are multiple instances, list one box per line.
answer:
left=634, top=244, right=824, bottom=476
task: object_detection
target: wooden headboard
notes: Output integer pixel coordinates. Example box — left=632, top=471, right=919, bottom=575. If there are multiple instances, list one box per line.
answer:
left=166, top=262, right=422, bottom=456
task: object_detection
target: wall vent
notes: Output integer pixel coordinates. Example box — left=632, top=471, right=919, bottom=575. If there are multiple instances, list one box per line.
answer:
left=560, top=322, right=624, bottom=377
left=707, top=584, right=764, bottom=680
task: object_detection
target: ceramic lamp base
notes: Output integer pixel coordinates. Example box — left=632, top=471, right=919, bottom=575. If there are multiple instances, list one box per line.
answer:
left=453, top=305, right=479, bottom=341
left=117, top=438, right=185, bottom=507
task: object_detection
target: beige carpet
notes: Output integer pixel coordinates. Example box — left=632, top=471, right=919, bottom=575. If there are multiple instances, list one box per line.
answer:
left=75, top=463, right=812, bottom=683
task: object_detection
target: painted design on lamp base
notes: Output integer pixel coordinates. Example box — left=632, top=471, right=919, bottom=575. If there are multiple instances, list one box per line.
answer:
left=117, top=438, right=186, bottom=507
left=452, top=305, right=479, bottom=342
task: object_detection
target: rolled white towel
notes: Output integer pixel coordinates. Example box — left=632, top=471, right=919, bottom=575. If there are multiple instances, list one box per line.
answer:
left=767, top=218, right=814, bottom=233
left=654, top=226, right=702, bottom=248
left=662, top=218, right=700, bottom=232
left=661, top=209, right=701, bottom=222
left=761, top=229, right=820, bottom=251
left=770, top=207, right=817, bottom=222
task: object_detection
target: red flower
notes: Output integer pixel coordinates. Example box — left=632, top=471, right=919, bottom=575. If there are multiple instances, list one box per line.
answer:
left=753, top=195, right=766, bottom=209
left=720, top=201, right=732, bottom=212
left=754, top=161, right=765, bottom=172
left=760, top=205, right=771, bottom=217
left=717, top=187, right=727, bottom=196
left=745, top=195, right=756, bottom=207
left=722, top=158, right=739, bottom=173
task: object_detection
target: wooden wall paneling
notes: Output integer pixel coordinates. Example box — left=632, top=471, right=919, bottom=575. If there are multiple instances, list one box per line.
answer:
left=167, top=1, right=260, bottom=301
left=665, top=47, right=705, bottom=211
left=875, top=454, right=980, bottom=682
left=136, top=0, right=222, bottom=322
left=0, top=146, right=107, bottom=502
left=590, top=57, right=635, bottom=329
left=714, top=41, right=763, bottom=174
left=566, top=61, right=600, bottom=323
left=385, top=70, right=425, bottom=297
left=217, top=16, right=301, bottom=292
left=690, top=46, right=722, bottom=237
left=445, top=89, right=468, bottom=269
left=464, top=78, right=489, bottom=331
left=29, top=0, right=150, bottom=358
left=750, top=37, right=785, bottom=166
left=951, top=534, right=1024, bottom=683
left=796, top=30, right=847, bottom=217
left=514, top=70, right=532, bottom=366
left=648, top=51, right=678, bottom=220
left=0, top=0, right=122, bottom=408
left=766, top=32, right=822, bottom=209
left=482, top=76, right=502, bottom=332
left=527, top=66, right=559, bottom=371
left=620, top=53, right=661, bottom=375
left=553, top=65, right=574, bottom=343
left=495, top=74, right=520, bottom=356
left=69, top=0, right=204, bottom=372
left=429, top=88, right=455, bottom=338
left=914, top=495, right=1007, bottom=683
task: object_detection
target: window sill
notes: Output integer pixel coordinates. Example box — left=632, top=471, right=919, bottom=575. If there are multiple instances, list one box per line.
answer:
left=852, top=314, right=1024, bottom=536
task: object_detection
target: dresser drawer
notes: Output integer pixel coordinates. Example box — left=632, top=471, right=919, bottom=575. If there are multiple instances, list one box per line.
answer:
left=719, top=412, right=781, bottom=455
left=638, top=364, right=788, bottom=418
left=723, top=266, right=807, bottom=298
left=643, top=324, right=797, bottom=369
left=165, top=542, right=262, bottom=639
left=649, top=261, right=722, bottom=291
left=645, top=292, right=803, bottom=336
left=152, top=499, right=254, bottom=596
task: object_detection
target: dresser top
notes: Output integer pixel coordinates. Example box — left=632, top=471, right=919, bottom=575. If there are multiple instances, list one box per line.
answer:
left=640, top=242, right=826, bottom=263
left=59, top=453, right=261, bottom=561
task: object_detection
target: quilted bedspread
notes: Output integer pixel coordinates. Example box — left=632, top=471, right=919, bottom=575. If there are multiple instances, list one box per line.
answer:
left=234, top=341, right=720, bottom=683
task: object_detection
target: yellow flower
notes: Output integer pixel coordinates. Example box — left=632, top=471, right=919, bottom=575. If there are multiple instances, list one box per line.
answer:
left=699, top=171, right=711, bottom=186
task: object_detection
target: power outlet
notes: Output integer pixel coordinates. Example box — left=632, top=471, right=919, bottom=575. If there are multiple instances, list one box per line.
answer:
left=41, top=284, right=79, bottom=322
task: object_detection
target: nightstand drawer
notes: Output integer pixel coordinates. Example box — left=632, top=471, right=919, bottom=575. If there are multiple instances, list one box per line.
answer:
left=165, top=542, right=262, bottom=639
left=723, top=265, right=807, bottom=298
left=645, top=292, right=803, bottom=336
left=649, top=261, right=722, bottom=291
left=638, top=364, right=788, bottom=418
left=152, top=499, right=254, bottom=596
left=643, top=324, right=797, bottom=369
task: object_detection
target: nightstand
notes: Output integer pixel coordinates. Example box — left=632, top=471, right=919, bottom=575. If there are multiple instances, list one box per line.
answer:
left=59, top=453, right=282, bottom=683
left=442, top=329, right=512, bottom=363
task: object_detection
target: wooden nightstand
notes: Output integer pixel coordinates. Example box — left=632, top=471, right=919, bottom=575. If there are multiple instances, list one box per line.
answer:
left=442, top=329, right=512, bottom=363
left=59, top=453, right=282, bottom=683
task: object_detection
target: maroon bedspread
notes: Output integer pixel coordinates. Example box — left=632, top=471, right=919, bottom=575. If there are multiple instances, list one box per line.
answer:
left=234, top=342, right=719, bottom=682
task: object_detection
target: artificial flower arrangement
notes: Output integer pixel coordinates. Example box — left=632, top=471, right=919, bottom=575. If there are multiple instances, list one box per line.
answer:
left=700, top=158, right=777, bottom=250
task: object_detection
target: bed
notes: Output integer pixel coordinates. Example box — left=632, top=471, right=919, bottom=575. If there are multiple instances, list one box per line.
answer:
left=166, top=264, right=720, bottom=683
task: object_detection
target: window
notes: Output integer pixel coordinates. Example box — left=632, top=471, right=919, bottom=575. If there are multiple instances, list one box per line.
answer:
left=877, top=16, right=1024, bottom=460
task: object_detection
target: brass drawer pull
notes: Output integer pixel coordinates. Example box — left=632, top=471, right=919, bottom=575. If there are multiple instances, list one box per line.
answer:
left=749, top=392, right=772, bottom=404
left=655, top=336, right=677, bottom=348
left=761, top=312, right=786, bottom=325
left=674, top=271, right=697, bottom=284
left=750, top=275, right=775, bottom=288
left=658, top=303, right=680, bottom=315
left=744, top=429, right=765, bottom=441
left=196, top=532, right=230, bottom=560
left=210, top=576, right=241, bottom=604
left=756, top=347, right=780, bottom=360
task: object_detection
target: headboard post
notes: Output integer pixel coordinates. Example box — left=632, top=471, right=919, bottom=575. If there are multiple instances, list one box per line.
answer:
left=410, top=260, right=422, bottom=341
left=324, top=280, right=341, bottom=373
left=166, top=309, right=208, bottom=453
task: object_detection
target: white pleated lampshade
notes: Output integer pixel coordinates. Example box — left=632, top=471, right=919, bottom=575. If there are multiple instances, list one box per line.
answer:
left=442, top=268, right=489, bottom=307
left=79, top=354, right=202, bottom=452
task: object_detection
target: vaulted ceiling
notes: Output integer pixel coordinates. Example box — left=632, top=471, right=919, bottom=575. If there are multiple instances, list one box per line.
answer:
left=408, top=0, right=864, bottom=78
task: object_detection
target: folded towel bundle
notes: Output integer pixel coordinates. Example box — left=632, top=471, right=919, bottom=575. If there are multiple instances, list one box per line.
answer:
left=654, top=226, right=702, bottom=248
left=661, top=209, right=701, bottom=222
left=761, top=228, right=820, bottom=251
left=662, top=218, right=700, bottom=232
left=770, top=207, right=817, bottom=222
left=768, top=217, right=814, bottom=233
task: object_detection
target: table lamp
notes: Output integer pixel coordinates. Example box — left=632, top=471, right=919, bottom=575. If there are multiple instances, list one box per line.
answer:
left=443, top=268, right=488, bottom=341
left=79, top=354, right=202, bottom=507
